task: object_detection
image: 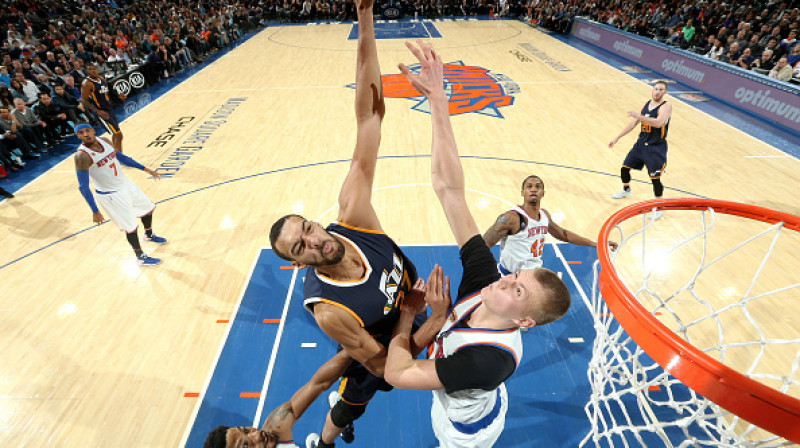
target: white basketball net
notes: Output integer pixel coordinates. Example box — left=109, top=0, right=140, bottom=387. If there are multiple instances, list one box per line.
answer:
left=581, top=206, right=800, bottom=447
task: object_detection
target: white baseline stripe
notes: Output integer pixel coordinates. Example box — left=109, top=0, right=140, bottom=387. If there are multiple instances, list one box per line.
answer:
left=179, top=248, right=265, bottom=448
left=253, top=265, right=301, bottom=427
left=550, top=242, right=592, bottom=319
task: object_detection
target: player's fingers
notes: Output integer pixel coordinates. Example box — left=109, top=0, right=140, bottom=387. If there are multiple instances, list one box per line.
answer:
left=405, top=40, right=425, bottom=61
left=443, top=276, right=450, bottom=299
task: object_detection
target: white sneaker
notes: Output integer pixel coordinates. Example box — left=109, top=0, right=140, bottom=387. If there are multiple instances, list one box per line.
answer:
left=306, top=433, right=320, bottom=448
left=650, top=209, right=663, bottom=220
left=611, top=189, right=632, bottom=199
left=328, top=390, right=340, bottom=409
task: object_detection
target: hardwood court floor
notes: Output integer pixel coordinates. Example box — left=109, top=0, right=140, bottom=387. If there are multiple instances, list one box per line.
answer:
left=1, top=19, right=798, bottom=447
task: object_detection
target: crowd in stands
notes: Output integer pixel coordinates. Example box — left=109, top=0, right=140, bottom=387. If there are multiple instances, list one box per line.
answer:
left=257, top=0, right=799, bottom=82
left=527, top=0, right=800, bottom=82
left=0, top=0, right=266, bottom=179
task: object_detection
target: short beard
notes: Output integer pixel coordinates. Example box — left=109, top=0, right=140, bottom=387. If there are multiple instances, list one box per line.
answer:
left=315, top=238, right=345, bottom=266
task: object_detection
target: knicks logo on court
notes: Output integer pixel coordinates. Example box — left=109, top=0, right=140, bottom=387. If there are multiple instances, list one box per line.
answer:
left=350, top=62, right=519, bottom=118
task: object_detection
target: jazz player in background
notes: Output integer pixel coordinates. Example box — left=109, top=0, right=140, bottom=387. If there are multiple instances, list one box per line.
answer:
left=73, top=123, right=166, bottom=266
left=608, top=80, right=673, bottom=219
left=81, top=63, right=127, bottom=152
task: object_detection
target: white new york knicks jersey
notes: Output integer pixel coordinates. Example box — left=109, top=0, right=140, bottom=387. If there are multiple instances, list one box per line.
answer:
left=78, top=138, right=126, bottom=192
left=429, top=292, right=522, bottom=426
left=499, top=205, right=549, bottom=272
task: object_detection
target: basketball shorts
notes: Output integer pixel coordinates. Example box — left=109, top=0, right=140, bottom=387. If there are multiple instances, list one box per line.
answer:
left=623, top=141, right=667, bottom=179
left=431, top=384, right=508, bottom=448
left=336, top=353, right=394, bottom=406
left=95, top=108, right=121, bottom=135
left=95, top=178, right=155, bottom=233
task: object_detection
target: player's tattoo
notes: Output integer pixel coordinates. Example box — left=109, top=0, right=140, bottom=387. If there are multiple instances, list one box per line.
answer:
left=265, top=402, right=292, bottom=428
left=483, top=213, right=514, bottom=247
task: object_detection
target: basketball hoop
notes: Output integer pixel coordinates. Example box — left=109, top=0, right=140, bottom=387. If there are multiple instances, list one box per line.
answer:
left=582, top=198, right=800, bottom=447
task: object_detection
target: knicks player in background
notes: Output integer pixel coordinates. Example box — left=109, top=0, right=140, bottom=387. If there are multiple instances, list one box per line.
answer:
left=268, top=0, right=448, bottom=446
left=73, top=123, right=166, bottom=266
left=385, top=39, right=571, bottom=448
left=483, top=174, right=617, bottom=277
left=81, top=63, right=127, bottom=152
left=608, top=80, right=673, bottom=219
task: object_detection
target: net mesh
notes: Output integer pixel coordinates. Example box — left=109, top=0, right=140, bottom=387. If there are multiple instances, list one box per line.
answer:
left=581, top=204, right=800, bottom=447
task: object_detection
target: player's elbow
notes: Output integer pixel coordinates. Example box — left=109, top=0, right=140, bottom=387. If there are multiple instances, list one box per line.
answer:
left=383, top=368, right=401, bottom=388
left=363, top=359, right=385, bottom=377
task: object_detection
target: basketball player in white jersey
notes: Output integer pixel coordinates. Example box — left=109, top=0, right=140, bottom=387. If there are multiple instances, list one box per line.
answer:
left=73, top=123, right=166, bottom=265
left=483, top=175, right=618, bottom=276
left=385, top=40, right=571, bottom=448
left=203, top=351, right=352, bottom=448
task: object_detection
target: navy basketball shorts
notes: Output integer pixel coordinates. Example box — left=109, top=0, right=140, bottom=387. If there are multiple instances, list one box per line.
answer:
left=623, top=141, right=667, bottom=179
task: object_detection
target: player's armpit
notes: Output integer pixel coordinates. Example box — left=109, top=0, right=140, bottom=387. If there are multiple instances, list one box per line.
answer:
left=314, top=303, right=387, bottom=376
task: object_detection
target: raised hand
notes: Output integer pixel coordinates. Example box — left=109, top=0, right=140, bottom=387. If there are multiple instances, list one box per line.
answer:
left=398, top=39, right=444, bottom=100
left=424, top=264, right=451, bottom=317
left=402, top=277, right=427, bottom=314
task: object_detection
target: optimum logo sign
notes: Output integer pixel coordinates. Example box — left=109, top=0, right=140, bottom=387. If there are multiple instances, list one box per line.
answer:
left=613, top=40, right=644, bottom=58
left=578, top=27, right=601, bottom=42
left=376, top=61, right=518, bottom=118
left=661, top=59, right=706, bottom=83
left=734, top=88, right=800, bottom=123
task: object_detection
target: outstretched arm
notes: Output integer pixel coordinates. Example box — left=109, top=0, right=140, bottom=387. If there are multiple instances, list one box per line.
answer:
left=483, top=210, right=521, bottom=248
left=544, top=209, right=617, bottom=250
left=263, top=350, right=352, bottom=440
left=337, top=0, right=384, bottom=231
left=399, top=39, right=478, bottom=248
left=608, top=117, right=639, bottom=148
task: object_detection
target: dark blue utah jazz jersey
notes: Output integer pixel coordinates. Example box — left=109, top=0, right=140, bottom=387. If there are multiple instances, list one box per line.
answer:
left=303, top=223, right=421, bottom=343
left=637, top=101, right=669, bottom=145
left=87, top=77, right=113, bottom=110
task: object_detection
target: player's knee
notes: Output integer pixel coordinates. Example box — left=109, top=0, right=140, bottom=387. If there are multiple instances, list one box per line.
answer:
left=330, top=400, right=366, bottom=428
left=620, top=167, right=631, bottom=183
left=652, top=178, right=664, bottom=197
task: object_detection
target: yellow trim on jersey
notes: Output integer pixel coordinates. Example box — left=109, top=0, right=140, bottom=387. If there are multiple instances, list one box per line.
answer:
left=316, top=299, right=365, bottom=327
left=337, top=222, right=385, bottom=235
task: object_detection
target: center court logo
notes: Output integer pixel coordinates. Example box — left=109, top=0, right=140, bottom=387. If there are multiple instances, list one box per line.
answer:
left=373, top=61, right=518, bottom=118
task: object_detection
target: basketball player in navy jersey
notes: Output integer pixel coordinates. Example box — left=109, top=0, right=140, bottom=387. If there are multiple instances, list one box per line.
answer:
left=268, top=0, right=448, bottom=447
left=609, top=80, right=673, bottom=219
left=74, top=123, right=166, bottom=266
left=385, top=39, right=571, bottom=448
left=483, top=174, right=617, bottom=277
left=81, top=63, right=127, bottom=152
